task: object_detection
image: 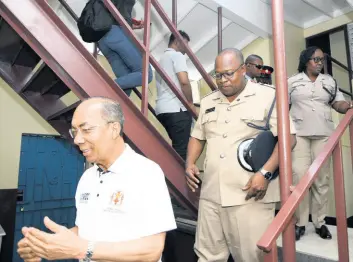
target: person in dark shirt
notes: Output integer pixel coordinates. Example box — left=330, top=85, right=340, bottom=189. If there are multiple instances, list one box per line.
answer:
left=99, top=0, right=153, bottom=96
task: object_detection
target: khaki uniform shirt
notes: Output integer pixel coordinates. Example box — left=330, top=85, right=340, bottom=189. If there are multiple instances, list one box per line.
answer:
left=288, top=72, right=345, bottom=137
left=191, top=81, right=296, bottom=206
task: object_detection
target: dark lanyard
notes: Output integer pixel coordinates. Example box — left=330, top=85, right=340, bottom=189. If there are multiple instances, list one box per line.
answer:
left=246, top=96, right=276, bottom=131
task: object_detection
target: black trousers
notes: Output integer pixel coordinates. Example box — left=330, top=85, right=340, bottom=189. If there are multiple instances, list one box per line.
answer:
left=157, top=110, right=192, bottom=160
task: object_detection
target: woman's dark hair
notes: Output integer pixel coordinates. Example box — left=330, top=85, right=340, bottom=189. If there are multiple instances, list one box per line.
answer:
left=297, top=46, right=322, bottom=73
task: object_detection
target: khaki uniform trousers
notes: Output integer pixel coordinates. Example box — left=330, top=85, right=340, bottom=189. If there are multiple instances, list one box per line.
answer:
left=292, top=136, right=330, bottom=228
left=194, top=199, right=275, bottom=262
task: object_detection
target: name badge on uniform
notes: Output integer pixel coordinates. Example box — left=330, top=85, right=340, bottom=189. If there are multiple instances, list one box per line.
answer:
left=205, top=107, right=215, bottom=114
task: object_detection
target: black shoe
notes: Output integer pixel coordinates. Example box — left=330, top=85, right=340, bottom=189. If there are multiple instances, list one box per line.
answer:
left=295, top=225, right=306, bottom=241
left=315, top=225, right=332, bottom=239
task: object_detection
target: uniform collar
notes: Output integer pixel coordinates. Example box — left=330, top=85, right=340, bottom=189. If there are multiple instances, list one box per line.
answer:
left=94, top=144, right=133, bottom=175
left=301, top=72, right=325, bottom=82
left=245, top=74, right=253, bottom=80
left=214, top=80, right=256, bottom=104
left=245, top=74, right=257, bottom=83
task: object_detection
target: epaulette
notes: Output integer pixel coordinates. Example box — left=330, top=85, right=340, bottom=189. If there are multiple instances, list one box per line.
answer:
left=202, top=89, right=219, bottom=99
left=258, top=82, right=275, bottom=89
left=288, top=72, right=302, bottom=79
left=322, top=73, right=334, bottom=79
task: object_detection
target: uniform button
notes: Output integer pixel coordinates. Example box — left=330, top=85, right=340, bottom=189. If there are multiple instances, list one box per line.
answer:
left=236, top=99, right=240, bottom=101
left=100, top=180, right=103, bottom=184
left=223, top=133, right=227, bottom=138
left=220, top=153, right=225, bottom=158
left=227, top=107, right=231, bottom=111
left=225, top=119, right=230, bottom=123
left=312, top=108, right=316, bottom=111
left=97, top=194, right=99, bottom=197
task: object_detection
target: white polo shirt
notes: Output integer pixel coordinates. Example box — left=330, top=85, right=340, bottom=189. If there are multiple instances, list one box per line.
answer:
left=75, top=144, right=177, bottom=259
left=155, top=48, right=188, bottom=115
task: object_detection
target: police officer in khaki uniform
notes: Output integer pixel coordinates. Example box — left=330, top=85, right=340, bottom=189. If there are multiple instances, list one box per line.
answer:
left=245, top=54, right=264, bottom=82
left=185, top=48, right=296, bottom=262
left=289, top=46, right=353, bottom=241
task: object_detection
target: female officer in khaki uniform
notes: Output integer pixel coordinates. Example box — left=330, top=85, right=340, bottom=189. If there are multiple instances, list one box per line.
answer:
left=288, top=46, right=352, bottom=241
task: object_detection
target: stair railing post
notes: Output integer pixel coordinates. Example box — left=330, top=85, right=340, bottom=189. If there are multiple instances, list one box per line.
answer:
left=141, top=0, right=151, bottom=116
left=93, top=43, right=98, bottom=59
left=263, top=243, right=278, bottom=262
left=217, top=6, right=222, bottom=54
left=332, top=141, right=350, bottom=262
left=350, top=120, right=353, bottom=172
left=271, top=0, right=296, bottom=261
left=172, top=0, right=177, bottom=26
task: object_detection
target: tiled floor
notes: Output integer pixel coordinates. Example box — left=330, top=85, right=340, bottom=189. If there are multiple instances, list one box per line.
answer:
left=277, top=225, right=353, bottom=261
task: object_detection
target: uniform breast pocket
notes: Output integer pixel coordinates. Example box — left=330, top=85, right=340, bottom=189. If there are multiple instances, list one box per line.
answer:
left=321, top=80, right=336, bottom=103
left=290, top=83, right=308, bottom=99
left=201, top=112, right=218, bottom=138
left=240, top=111, right=265, bottom=124
left=240, top=111, right=265, bottom=127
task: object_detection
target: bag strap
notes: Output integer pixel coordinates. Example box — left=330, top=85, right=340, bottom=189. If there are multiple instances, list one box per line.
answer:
left=247, top=95, right=276, bottom=131
left=322, top=78, right=338, bottom=105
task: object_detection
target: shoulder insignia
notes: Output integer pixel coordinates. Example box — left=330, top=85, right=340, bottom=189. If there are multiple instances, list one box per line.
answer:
left=202, top=89, right=220, bottom=99
left=287, top=72, right=301, bottom=80
left=258, top=82, right=275, bottom=89
left=322, top=73, right=334, bottom=80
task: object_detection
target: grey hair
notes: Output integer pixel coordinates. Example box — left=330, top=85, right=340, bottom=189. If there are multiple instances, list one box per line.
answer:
left=84, top=97, right=125, bottom=136
left=217, top=48, right=244, bottom=64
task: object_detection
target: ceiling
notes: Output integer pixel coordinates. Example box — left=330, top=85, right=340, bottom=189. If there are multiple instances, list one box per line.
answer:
left=47, top=0, right=353, bottom=81
left=263, top=0, right=353, bottom=28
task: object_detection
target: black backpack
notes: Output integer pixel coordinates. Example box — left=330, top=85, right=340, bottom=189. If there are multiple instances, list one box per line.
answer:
left=77, top=0, right=114, bottom=43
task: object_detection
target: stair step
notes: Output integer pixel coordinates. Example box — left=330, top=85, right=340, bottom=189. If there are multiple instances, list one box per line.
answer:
left=175, top=219, right=353, bottom=261
left=0, top=17, right=40, bottom=67
left=22, top=65, right=70, bottom=98
left=47, top=102, right=79, bottom=140
left=277, top=224, right=353, bottom=261
left=46, top=101, right=80, bottom=121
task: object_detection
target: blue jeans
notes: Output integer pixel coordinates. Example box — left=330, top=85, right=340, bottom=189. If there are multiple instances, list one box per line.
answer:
left=98, top=25, right=153, bottom=96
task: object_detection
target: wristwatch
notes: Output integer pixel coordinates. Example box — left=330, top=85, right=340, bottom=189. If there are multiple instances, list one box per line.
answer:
left=82, top=241, right=95, bottom=262
left=260, top=169, right=273, bottom=180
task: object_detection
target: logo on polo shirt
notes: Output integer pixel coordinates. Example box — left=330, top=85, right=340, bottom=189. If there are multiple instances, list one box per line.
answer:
left=80, top=193, right=90, bottom=203
left=103, top=190, right=125, bottom=213
left=110, top=191, right=124, bottom=206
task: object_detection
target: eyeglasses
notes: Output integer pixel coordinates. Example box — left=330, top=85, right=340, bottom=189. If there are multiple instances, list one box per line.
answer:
left=247, top=63, right=263, bottom=69
left=310, top=57, right=325, bottom=64
left=213, top=64, right=244, bottom=80
left=69, top=121, right=115, bottom=139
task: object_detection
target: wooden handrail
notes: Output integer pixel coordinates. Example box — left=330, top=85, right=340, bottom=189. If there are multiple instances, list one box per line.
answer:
left=257, top=109, right=353, bottom=252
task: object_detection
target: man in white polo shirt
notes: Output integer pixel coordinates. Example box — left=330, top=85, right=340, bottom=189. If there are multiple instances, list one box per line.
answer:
left=156, top=30, right=195, bottom=161
left=17, top=97, right=176, bottom=262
